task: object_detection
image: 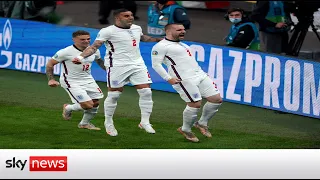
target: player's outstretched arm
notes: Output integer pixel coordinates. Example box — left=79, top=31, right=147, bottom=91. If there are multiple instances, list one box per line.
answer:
left=72, top=40, right=104, bottom=64
left=46, top=59, right=60, bottom=87
left=81, top=40, right=104, bottom=58
left=141, top=35, right=163, bottom=42
left=95, top=58, right=106, bottom=71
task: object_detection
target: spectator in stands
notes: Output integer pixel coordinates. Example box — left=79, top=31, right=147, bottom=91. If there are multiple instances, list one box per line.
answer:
left=0, top=1, right=14, bottom=17
left=98, top=0, right=122, bottom=25
left=147, top=0, right=190, bottom=37
left=250, top=1, right=292, bottom=54
left=0, top=1, right=68, bottom=24
left=225, top=8, right=260, bottom=51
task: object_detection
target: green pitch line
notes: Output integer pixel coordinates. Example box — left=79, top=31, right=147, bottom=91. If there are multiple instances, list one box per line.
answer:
left=0, top=69, right=319, bottom=148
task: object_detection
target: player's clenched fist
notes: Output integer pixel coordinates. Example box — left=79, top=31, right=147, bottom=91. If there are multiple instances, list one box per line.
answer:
left=72, top=56, right=84, bottom=64
left=48, top=79, right=60, bottom=87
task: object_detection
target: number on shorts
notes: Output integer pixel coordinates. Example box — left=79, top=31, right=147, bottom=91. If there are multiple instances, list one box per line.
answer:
left=147, top=72, right=151, bottom=78
left=213, top=82, right=218, bottom=89
left=132, top=39, right=137, bottom=46
left=97, top=88, right=102, bottom=93
left=186, top=49, right=192, bottom=56
left=82, top=64, right=89, bottom=71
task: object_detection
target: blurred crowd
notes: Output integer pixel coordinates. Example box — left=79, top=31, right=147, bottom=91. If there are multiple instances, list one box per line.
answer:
left=0, top=0, right=69, bottom=24
left=0, top=1, right=317, bottom=58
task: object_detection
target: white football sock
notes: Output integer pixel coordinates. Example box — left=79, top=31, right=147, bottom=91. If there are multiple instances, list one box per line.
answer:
left=80, top=106, right=99, bottom=125
left=104, top=91, right=121, bottom=126
left=198, top=102, right=221, bottom=126
left=65, top=103, right=83, bottom=111
left=182, top=105, right=200, bottom=132
left=137, top=88, right=153, bottom=125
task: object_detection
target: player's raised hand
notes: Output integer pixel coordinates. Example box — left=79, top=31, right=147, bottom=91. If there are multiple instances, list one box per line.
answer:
left=48, top=79, right=60, bottom=87
left=168, top=78, right=181, bottom=85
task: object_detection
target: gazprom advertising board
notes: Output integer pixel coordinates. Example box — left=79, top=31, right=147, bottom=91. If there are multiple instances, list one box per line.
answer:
left=0, top=18, right=319, bottom=118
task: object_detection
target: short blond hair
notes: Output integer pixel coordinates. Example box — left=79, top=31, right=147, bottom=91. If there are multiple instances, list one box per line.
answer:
left=164, top=23, right=184, bottom=32
left=72, top=30, right=90, bottom=38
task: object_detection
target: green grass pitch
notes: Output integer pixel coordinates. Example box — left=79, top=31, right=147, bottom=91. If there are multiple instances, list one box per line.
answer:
left=0, top=69, right=319, bottom=149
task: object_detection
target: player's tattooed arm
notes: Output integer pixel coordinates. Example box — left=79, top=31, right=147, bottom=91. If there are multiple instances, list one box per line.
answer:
left=46, top=59, right=59, bottom=81
left=80, top=40, right=104, bottom=58
left=95, top=58, right=106, bottom=71
left=141, top=35, right=163, bottom=42
left=46, top=67, right=55, bottom=80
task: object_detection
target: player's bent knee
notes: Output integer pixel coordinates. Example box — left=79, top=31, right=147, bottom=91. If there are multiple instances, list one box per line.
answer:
left=82, top=104, right=94, bottom=110
left=80, top=101, right=94, bottom=110
left=187, top=101, right=202, bottom=108
left=108, top=87, right=124, bottom=92
left=216, top=97, right=223, bottom=104
left=207, top=95, right=223, bottom=104
left=135, top=84, right=151, bottom=89
left=92, top=99, right=100, bottom=107
left=106, top=91, right=122, bottom=102
left=91, top=106, right=99, bottom=114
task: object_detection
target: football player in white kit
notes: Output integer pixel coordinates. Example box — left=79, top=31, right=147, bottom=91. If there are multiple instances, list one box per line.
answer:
left=46, top=30, right=106, bottom=131
left=151, top=23, right=223, bottom=142
left=72, top=9, right=162, bottom=137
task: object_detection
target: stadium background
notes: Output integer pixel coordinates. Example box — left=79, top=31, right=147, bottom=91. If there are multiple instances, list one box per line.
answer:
left=55, top=1, right=320, bottom=59
left=0, top=1, right=319, bottom=149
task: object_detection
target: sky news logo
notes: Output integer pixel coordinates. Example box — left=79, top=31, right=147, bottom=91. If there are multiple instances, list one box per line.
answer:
left=5, top=156, right=67, bottom=171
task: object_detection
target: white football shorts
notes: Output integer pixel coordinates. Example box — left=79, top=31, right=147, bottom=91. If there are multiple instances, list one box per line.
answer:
left=172, top=75, right=220, bottom=103
left=106, top=64, right=152, bottom=88
left=63, top=82, right=104, bottom=103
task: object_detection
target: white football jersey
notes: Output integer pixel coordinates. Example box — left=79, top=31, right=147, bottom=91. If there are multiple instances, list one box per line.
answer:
left=95, top=24, right=145, bottom=67
left=52, top=45, right=101, bottom=87
left=151, top=38, right=206, bottom=81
